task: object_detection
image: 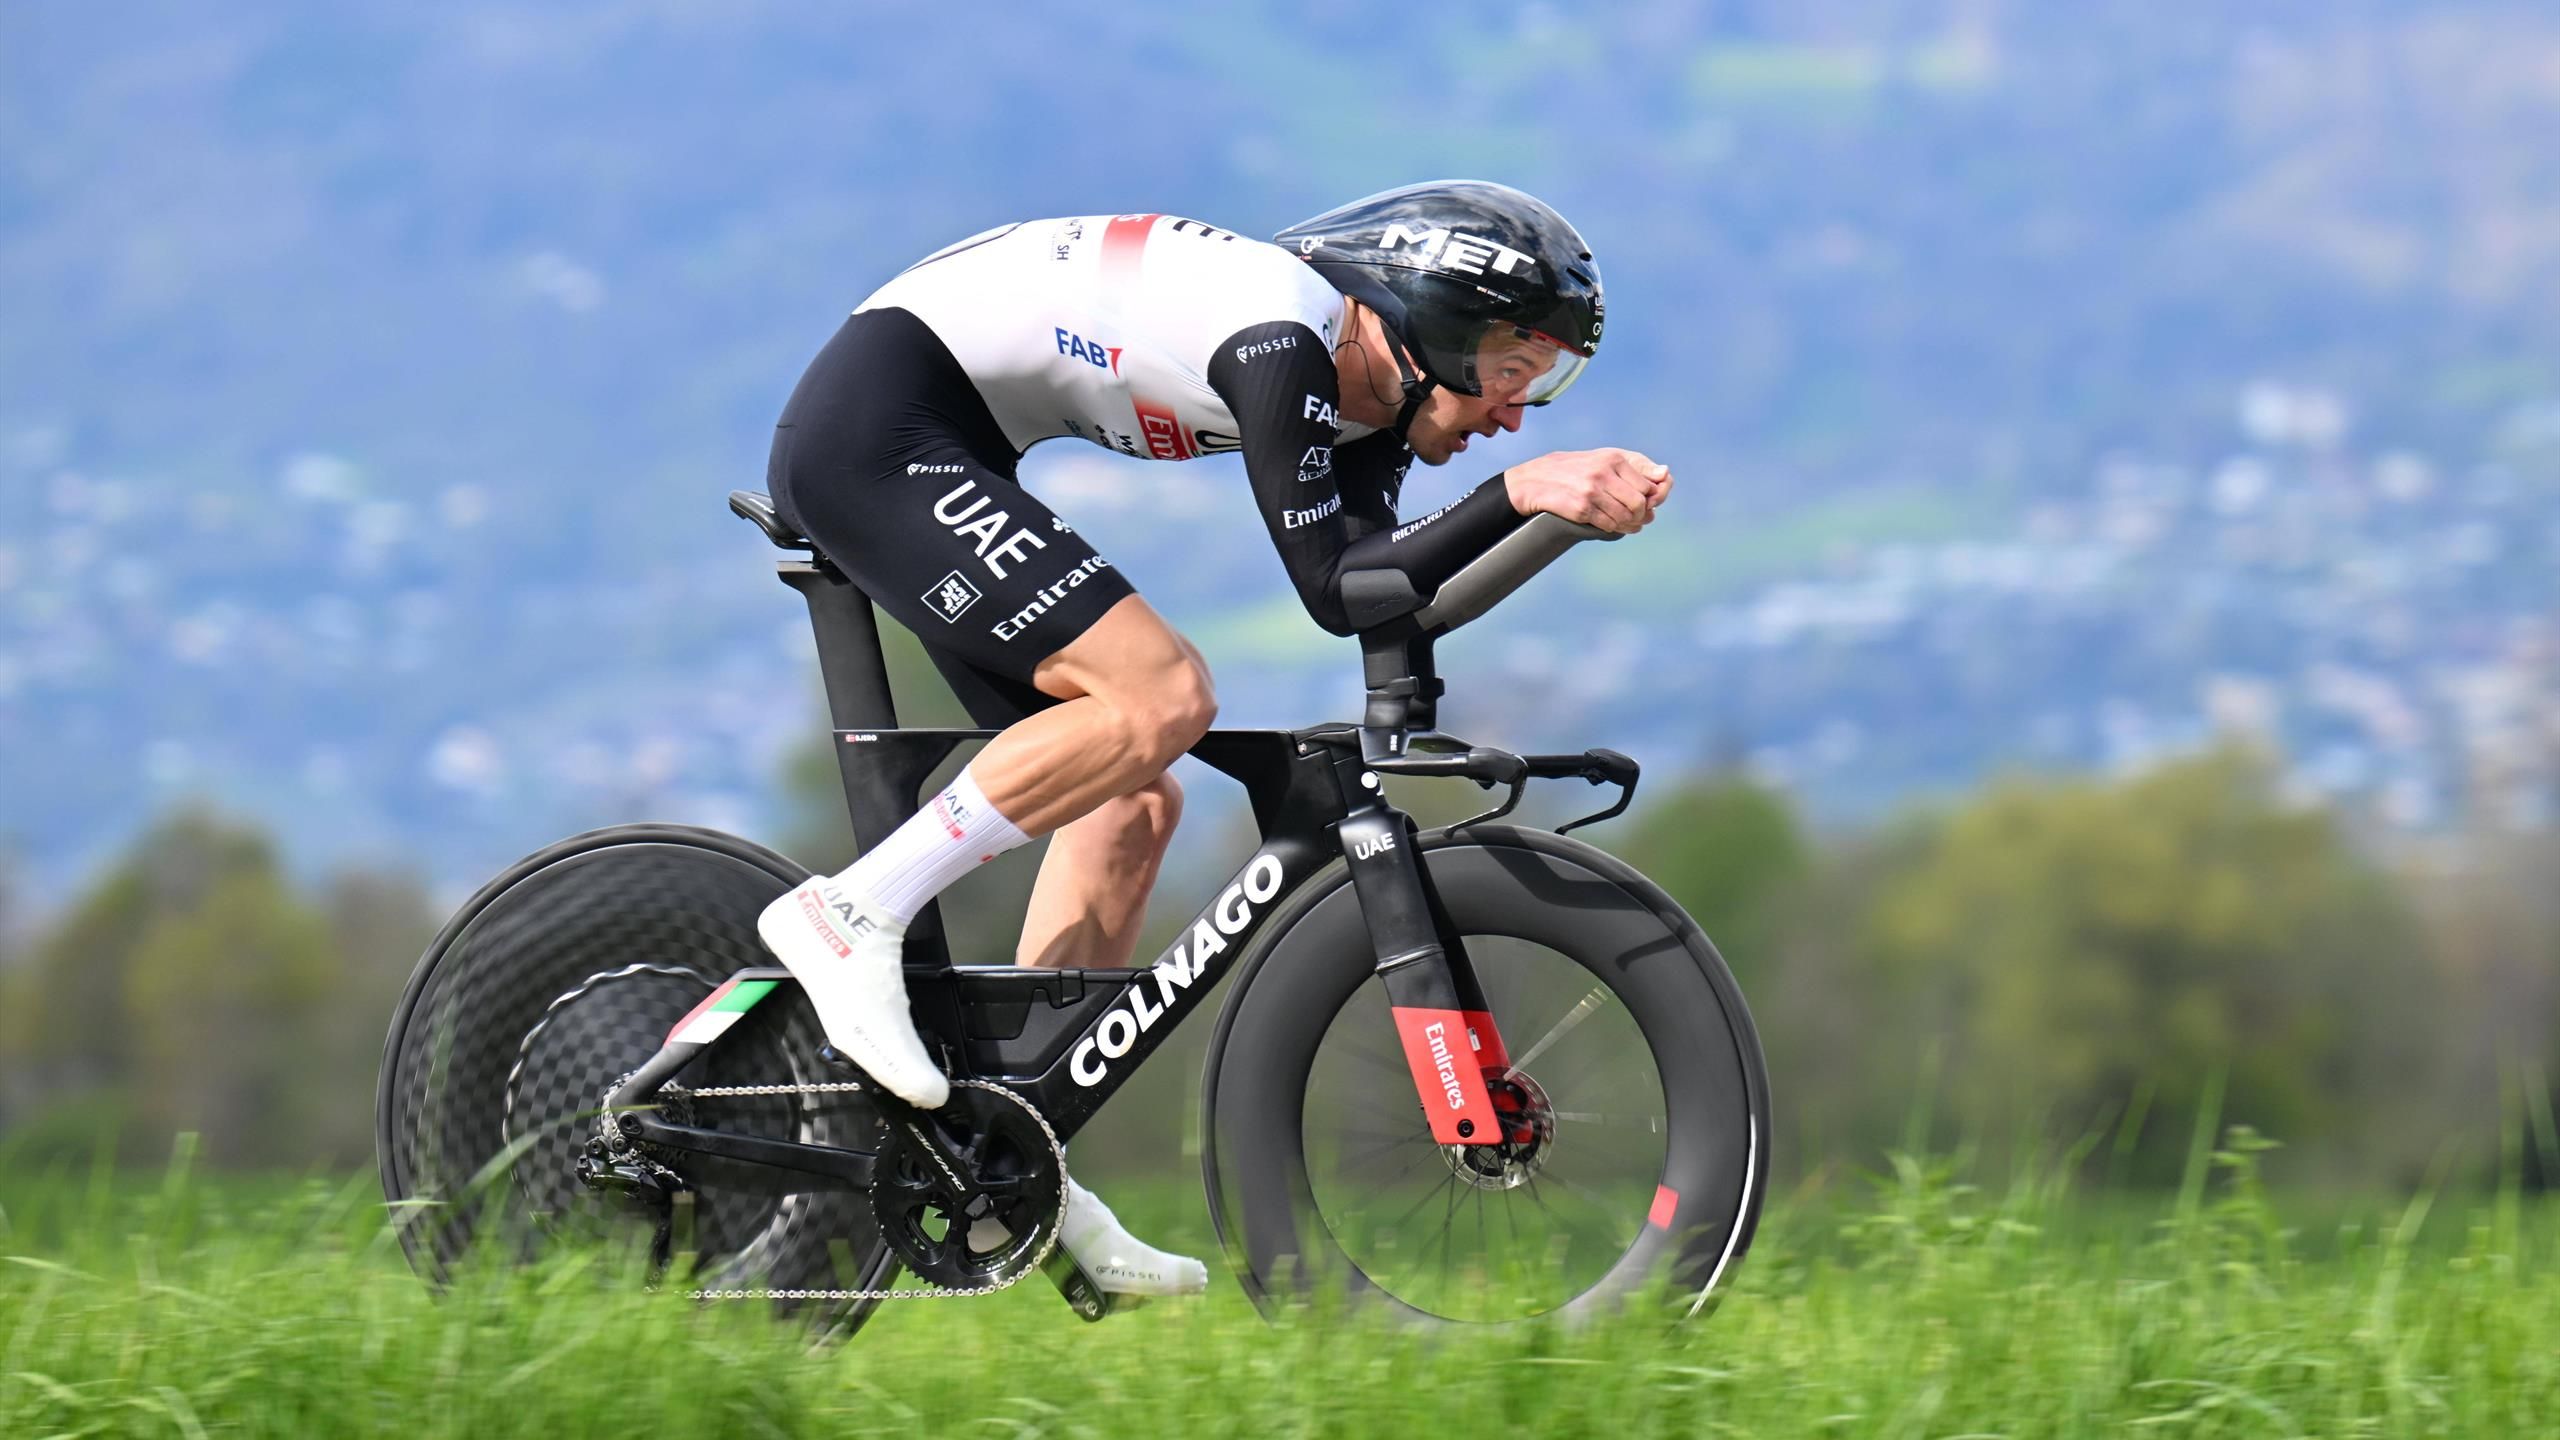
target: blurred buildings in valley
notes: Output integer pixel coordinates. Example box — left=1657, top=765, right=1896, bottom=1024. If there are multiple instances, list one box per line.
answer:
left=4, top=1, right=2560, bottom=903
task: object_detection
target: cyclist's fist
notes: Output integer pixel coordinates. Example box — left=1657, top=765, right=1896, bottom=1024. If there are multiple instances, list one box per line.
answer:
left=1503, top=449, right=1673, bottom=535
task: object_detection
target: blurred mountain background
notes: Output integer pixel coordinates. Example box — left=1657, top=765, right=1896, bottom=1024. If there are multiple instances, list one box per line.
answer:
left=5, top=2, right=2560, bottom=1181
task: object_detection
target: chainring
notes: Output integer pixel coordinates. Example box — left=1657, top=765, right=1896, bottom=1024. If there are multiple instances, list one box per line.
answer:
left=869, top=1082, right=1066, bottom=1290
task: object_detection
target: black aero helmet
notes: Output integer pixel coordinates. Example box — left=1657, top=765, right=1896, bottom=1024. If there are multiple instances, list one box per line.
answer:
left=1276, top=179, right=1604, bottom=406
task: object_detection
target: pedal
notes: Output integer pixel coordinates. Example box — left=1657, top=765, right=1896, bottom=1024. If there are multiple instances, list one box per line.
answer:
left=1040, top=1243, right=1119, bottom=1323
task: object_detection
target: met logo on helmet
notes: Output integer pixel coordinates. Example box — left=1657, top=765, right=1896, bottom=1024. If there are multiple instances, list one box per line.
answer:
left=1378, top=223, right=1540, bottom=279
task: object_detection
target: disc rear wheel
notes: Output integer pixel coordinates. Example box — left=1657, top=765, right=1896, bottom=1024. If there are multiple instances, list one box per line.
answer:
left=375, top=825, right=899, bottom=1334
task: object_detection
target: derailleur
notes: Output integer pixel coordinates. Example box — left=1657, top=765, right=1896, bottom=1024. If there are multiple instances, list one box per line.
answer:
left=572, top=1141, right=684, bottom=1275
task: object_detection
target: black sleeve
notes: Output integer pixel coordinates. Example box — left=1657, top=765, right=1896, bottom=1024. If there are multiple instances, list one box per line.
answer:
left=1207, top=321, right=1529, bottom=636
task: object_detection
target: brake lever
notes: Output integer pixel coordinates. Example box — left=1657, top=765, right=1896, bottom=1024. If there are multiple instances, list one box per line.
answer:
left=1448, top=772, right=1529, bottom=831
left=1526, top=748, right=1641, bottom=833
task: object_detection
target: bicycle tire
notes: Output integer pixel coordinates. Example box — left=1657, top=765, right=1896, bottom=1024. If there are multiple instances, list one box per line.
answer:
left=374, top=823, right=899, bottom=1336
left=1200, top=824, right=1768, bottom=1326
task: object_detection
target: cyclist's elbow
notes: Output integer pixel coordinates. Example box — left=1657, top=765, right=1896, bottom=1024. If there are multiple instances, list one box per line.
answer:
left=1303, top=589, right=1357, bottom=638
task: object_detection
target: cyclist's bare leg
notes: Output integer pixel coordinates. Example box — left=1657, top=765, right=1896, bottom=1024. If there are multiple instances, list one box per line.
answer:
left=993, top=596, right=1198, bottom=967
left=967, top=594, right=1215, bottom=834
left=765, top=593, right=1215, bottom=1292
left=1014, top=773, right=1181, bottom=970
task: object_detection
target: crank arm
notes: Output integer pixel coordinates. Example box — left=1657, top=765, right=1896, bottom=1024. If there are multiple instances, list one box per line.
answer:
left=618, top=1110, right=879, bottom=1192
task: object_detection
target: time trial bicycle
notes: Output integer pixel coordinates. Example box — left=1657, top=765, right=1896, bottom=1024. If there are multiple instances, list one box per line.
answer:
left=376, top=489, right=1769, bottom=1338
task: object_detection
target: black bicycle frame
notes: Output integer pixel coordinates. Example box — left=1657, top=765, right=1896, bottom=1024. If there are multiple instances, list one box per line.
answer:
left=609, top=499, right=1629, bottom=1181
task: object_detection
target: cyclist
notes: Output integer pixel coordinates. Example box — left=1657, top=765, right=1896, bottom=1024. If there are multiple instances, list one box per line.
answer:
left=756, top=180, right=1669, bottom=1296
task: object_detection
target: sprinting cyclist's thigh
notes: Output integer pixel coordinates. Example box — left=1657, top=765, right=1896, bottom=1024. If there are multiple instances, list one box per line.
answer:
left=769, top=307, right=1136, bottom=726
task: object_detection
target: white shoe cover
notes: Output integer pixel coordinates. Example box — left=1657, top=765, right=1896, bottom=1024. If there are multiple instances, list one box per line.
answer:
left=965, top=1177, right=1209, bottom=1297
left=755, top=878, right=949, bottom=1109
left=1059, top=1177, right=1209, bottom=1296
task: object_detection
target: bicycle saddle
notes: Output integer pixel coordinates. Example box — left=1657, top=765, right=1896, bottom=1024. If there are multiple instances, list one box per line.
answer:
left=729, top=489, right=811, bottom=550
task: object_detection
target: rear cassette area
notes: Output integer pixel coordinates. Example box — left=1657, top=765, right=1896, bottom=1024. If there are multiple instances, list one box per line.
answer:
left=375, top=826, right=899, bottom=1327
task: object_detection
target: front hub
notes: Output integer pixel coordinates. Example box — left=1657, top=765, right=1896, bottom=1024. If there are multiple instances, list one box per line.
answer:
left=1442, top=1065, right=1555, bottom=1190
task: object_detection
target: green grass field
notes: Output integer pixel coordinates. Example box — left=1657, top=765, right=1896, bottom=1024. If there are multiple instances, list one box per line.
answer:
left=1, top=1135, right=2554, bottom=1437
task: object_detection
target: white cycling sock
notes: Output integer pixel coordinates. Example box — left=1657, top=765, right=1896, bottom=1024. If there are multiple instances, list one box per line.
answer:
left=833, top=764, right=1031, bottom=923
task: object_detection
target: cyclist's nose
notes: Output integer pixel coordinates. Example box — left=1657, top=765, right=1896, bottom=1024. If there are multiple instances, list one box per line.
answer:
left=1492, top=405, right=1526, bottom=434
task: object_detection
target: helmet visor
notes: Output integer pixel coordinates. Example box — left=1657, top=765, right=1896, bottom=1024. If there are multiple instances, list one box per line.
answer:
left=1472, top=324, right=1592, bottom=407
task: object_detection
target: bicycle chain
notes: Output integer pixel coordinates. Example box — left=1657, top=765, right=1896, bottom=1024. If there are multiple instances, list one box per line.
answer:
left=654, top=1077, right=1066, bottom=1305
left=511, top=964, right=1065, bottom=1306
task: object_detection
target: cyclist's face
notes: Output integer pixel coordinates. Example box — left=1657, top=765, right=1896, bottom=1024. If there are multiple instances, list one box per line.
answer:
left=1406, top=331, right=1557, bottom=464
left=1475, top=331, right=1562, bottom=405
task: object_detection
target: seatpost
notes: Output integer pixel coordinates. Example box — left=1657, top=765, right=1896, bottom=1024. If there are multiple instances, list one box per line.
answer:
left=777, top=559, right=906, bottom=853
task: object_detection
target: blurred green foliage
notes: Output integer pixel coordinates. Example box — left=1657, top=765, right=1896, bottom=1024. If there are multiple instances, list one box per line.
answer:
left=3, top=745, right=2551, bottom=1191
left=0, top=810, right=434, bottom=1168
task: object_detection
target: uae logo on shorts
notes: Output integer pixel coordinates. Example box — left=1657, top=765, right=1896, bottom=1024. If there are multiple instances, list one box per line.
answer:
left=923, top=571, right=982, bottom=623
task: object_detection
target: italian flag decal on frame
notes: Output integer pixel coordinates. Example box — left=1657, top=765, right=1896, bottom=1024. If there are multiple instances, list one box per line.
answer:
left=666, top=979, right=776, bottom=1047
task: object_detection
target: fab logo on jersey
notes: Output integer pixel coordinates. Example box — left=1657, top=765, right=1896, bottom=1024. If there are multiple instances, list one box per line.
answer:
left=1054, top=328, right=1123, bottom=375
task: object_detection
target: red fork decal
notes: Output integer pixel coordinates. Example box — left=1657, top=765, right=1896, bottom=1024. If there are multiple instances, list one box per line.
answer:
left=1391, top=1006, right=1502, bottom=1145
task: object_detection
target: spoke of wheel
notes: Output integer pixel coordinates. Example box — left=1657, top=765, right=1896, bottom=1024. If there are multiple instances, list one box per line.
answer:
left=1520, top=1173, right=1574, bottom=1231
left=1322, top=1122, right=1435, bottom=1147
left=1331, top=1129, right=1434, bottom=1168
left=1540, top=1168, right=1644, bottom=1229
left=1551, top=1111, right=1667, bottom=1132
left=1335, top=1139, right=1441, bottom=1188
left=1513, top=986, right=1611, bottom=1070
left=1473, top=1186, right=1490, bottom=1288
left=1330, top=1034, right=1409, bottom=1078
left=1433, top=1170, right=1463, bottom=1288
left=1534, top=1036, right=1644, bottom=1101
left=1380, top=1171, right=1459, bottom=1233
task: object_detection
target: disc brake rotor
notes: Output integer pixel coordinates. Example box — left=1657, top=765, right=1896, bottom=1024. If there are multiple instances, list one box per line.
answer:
left=1444, top=1065, right=1557, bottom=1191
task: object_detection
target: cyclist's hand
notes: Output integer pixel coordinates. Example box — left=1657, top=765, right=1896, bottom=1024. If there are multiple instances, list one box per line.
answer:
left=1503, top=449, right=1673, bottom=535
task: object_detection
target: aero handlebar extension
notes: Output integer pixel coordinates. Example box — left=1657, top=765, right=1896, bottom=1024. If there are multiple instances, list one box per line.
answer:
left=1411, top=512, right=1618, bottom=636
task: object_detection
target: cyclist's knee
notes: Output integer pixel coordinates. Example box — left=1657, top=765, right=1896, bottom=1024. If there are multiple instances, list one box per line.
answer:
left=1125, top=772, right=1185, bottom=842
left=1138, top=662, right=1217, bottom=763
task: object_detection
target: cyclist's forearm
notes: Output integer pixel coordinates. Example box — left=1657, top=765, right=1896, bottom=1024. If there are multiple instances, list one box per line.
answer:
left=1334, top=473, right=1528, bottom=596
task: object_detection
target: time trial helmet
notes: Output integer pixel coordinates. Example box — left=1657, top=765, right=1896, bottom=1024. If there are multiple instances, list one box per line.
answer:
left=1275, top=180, right=1604, bottom=406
